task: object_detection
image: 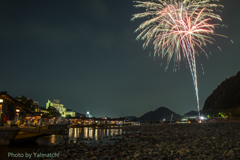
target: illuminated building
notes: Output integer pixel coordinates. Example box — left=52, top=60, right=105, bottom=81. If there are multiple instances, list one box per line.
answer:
left=0, top=91, right=32, bottom=126
left=46, top=99, right=75, bottom=117
left=32, top=101, right=40, bottom=112
left=65, top=109, right=76, bottom=117
left=86, top=111, right=93, bottom=118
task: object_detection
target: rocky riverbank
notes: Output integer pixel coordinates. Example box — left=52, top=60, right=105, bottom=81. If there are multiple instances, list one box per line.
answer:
left=28, top=122, right=240, bottom=160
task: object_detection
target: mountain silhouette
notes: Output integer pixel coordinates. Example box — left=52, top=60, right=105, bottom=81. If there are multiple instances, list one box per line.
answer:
left=138, top=107, right=182, bottom=121
left=203, top=71, right=240, bottom=111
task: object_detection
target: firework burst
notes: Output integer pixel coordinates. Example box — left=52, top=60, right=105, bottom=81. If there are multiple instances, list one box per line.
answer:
left=131, top=0, right=227, bottom=120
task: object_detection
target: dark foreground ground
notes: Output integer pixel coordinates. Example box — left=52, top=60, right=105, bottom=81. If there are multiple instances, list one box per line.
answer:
left=6, top=122, right=240, bottom=160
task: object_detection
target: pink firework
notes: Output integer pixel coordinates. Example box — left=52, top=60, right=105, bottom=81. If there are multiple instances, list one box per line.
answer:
left=131, top=0, right=227, bottom=120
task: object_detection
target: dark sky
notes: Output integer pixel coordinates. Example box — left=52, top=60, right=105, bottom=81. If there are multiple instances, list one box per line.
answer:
left=1, top=0, right=240, bottom=118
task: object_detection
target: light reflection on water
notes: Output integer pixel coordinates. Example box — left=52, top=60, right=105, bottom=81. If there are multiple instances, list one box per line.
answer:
left=0, top=126, right=142, bottom=159
left=37, top=127, right=123, bottom=146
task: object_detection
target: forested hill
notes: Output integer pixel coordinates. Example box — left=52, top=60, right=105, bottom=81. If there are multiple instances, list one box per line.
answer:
left=203, top=71, right=240, bottom=111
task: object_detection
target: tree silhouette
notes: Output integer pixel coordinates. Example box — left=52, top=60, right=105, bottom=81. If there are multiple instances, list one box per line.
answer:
left=47, top=106, right=61, bottom=117
left=16, top=96, right=34, bottom=111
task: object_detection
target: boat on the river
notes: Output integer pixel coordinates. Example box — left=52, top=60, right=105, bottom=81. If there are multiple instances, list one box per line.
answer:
left=48, top=124, right=68, bottom=130
left=0, top=127, right=20, bottom=145
left=19, top=124, right=68, bottom=135
left=69, top=123, right=121, bottom=128
left=97, top=124, right=119, bottom=127
left=69, top=124, right=97, bottom=128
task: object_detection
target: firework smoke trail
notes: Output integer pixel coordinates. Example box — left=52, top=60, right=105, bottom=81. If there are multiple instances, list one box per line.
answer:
left=131, top=0, right=227, bottom=120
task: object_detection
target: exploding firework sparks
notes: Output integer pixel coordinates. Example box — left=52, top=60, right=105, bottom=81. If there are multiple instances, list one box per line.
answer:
left=131, top=0, right=227, bottom=120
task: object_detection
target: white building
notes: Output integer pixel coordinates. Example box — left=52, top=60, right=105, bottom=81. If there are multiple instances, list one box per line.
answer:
left=46, top=99, right=75, bottom=117
left=86, top=111, right=93, bottom=118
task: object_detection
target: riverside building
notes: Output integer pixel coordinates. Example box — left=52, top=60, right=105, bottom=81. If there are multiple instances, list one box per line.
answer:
left=46, top=99, right=75, bottom=117
left=0, top=91, right=32, bottom=126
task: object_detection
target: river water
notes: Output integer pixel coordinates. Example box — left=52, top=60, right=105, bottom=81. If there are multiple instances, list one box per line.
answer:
left=0, top=127, right=123, bottom=159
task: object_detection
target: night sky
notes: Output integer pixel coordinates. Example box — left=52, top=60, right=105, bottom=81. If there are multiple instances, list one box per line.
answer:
left=1, top=0, right=240, bottom=118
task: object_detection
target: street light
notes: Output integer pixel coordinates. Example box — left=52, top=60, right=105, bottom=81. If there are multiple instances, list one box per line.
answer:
left=0, top=99, right=3, bottom=103
left=200, top=116, right=206, bottom=120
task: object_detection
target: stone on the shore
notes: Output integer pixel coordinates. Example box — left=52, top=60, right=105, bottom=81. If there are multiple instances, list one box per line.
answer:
left=28, top=122, right=240, bottom=160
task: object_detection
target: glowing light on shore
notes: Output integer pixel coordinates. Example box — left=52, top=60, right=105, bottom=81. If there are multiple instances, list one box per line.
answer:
left=200, top=116, right=206, bottom=120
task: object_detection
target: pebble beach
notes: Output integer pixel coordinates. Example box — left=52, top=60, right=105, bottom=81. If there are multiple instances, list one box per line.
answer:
left=24, top=122, right=240, bottom=160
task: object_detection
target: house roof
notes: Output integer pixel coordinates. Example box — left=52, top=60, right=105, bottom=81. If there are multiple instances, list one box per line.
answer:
left=0, top=91, right=33, bottom=114
left=39, top=106, right=47, bottom=110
